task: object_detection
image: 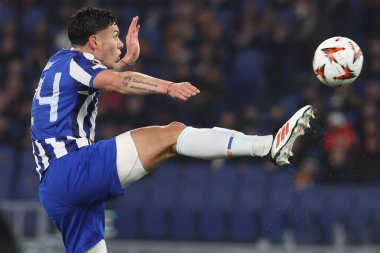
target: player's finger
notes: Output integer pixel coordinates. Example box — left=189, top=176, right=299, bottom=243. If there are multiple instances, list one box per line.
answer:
left=183, top=84, right=199, bottom=96
left=134, top=17, right=139, bottom=31
left=185, top=89, right=197, bottom=98
left=129, top=16, right=138, bottom=31
left=184, top=88, right=196, bottom=97
left=186, top=83, right=200, bottom=94
left=177, top=93, right=188, bottom=101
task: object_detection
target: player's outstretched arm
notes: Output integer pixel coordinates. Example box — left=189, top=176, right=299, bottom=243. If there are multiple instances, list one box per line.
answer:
left=113, top=16, right=140, bottom=72
left=93, top=70, right=200, bottom=101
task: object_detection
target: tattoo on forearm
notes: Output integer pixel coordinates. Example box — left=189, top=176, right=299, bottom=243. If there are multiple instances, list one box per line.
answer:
left=123, top=76, right=132, bottom=87
left=128, top=85, right=156, bottom=92
left=123, top=76, right=159, bottom=92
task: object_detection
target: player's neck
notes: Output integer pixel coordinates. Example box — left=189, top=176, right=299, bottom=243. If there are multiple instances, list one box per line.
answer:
left=71, top=45, right=95, bottom=56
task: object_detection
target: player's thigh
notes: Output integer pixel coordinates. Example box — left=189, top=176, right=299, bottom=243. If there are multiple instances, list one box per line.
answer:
left=129, top=121, right=186, bottom=171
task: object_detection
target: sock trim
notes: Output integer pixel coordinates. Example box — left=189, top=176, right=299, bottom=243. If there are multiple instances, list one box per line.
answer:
left=176, top=126, right=192, bottom=155
left=227, top=135, right=234, bottom=158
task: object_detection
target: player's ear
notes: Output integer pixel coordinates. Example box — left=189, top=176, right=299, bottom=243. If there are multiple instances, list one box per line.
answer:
left=88, top=35, right=98, bottom=49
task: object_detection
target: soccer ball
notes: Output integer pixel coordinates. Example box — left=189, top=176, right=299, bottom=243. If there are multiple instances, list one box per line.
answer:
left=312, top=36, right=363, bottom=87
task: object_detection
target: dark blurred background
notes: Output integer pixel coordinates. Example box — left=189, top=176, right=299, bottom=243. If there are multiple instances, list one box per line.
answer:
left=0, top=0, right=379, bottom=252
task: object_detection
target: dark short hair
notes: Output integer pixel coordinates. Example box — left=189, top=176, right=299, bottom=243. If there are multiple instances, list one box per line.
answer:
left=68, top=7, right=118, bottom=46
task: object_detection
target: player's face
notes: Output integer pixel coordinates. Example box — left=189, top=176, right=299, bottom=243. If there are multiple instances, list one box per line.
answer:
left=94, top=24, right=123, bottom=67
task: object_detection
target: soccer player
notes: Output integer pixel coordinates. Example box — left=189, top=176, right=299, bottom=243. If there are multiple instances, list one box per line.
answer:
left=31, top=7, right=314, bottom=253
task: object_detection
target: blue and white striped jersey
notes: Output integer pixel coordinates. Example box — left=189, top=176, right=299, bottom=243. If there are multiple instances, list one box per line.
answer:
left=31, top=49, right=107, bottom=179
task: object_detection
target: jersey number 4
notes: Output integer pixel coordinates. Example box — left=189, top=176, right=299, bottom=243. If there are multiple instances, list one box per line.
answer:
left=35, top=72, right=62, bottom=122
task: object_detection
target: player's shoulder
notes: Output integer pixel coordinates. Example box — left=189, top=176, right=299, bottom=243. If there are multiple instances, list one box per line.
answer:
left=70, top=51, right=107, bottom=70
left=49, top=49, right=93, bottom=63
left=45, top=49, right=106, bottom=73
left=50, top=49, right=76, bottom=61
left=44, top=49, right=77, bottom=68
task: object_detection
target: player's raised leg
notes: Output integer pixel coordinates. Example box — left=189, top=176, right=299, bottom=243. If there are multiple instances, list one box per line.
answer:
left=115, top=121, right=273, bottom=187
left=115, top=105, right=315, bottom=188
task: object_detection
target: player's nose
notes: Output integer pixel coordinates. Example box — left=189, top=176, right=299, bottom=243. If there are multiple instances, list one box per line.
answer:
left=118, top=40, right=124, bottom=49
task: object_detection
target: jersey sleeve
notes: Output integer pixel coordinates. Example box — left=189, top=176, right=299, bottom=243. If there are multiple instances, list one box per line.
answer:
left=69, top=54, right=107, bottom=90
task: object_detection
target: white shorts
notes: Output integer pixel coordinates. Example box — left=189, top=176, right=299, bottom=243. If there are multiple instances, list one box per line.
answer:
left=115, top=131, right=147, bottom=188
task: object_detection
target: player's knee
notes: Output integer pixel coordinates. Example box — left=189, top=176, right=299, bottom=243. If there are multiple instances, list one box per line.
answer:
left=165, top=122, right=187, bottom=154
left=166, top=121, right=187, bottom=133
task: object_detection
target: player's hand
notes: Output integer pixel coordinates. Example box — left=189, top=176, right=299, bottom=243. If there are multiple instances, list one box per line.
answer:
left=167, top=82, right=200, bottom=101
left=122, top=16, right=140, bottom=65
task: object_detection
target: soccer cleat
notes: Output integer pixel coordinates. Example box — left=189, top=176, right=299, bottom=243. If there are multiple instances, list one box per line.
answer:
left=270, top=105, right=315, bottom=166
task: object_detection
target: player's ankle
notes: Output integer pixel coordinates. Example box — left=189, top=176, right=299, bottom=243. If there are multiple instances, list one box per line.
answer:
left=251, top=135, right=273, bottom=157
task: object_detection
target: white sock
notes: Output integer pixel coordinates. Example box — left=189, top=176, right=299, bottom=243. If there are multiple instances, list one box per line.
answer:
left=176, top=127, right=273, bottom=159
